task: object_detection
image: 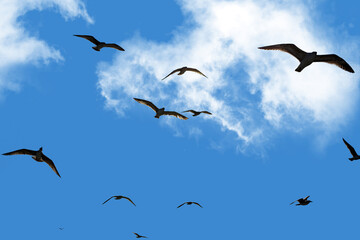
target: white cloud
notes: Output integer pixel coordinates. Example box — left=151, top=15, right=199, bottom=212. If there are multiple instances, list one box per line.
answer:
left=0, top=0, right=93, bottom=92
left=97, top=0, right=359, bottom=146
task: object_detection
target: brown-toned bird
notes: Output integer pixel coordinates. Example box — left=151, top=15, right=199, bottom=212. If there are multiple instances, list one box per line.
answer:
left=342, top=138, right=360, bottom=161
left=133, top=233, right=147, bottom=238
left=258, top=43, right=354, bottom=73
left=133, top=98, right=188, bottom=120
left=183, top=110, right=212, bottom=116
left=74, top=35, right=125, bottom=51
left=177, top=201, right=203, bottom=208
left=290, top=196, right=312, bottom=206
left=2, top=147, right=61, bottom=178
left=162, top=67, right=207, bottom=80
left=102, top=195, right=136, bottom=206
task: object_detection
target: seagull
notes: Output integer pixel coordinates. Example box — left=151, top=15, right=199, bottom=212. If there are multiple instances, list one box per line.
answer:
left=133, top=98, right=188, bottom=120
left=162, top=67, right=207, bottom=80
left=290, top=196, right=312, bottom=206
left=133, top=233, right=148, bottom=238
left=258, top=43, right=354, bottom=73
left=342, top=138, right=360, bottom=161
left=177, top=202, right=203, bottom=208
left=74, top=35, right=125, bottom=51
left=2, top=147, right=61, bottom=178
left=102, top=195, right=136, bottom=206
left=183, top=110, right=212, bottom=116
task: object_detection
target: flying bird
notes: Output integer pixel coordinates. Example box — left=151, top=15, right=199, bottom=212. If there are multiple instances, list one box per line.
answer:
left=133, top=233, right=148, bottom=238
left=258, top=43, right=354, bottom=73
left=133, top=98, right=188, bottom=120
left=74, top=35, right=125, bottom=51
left=183, top=110, right=212, bottom=116
left=2, top=147, right=61, bottom=178
left=58, top=228, right=64, bottom=230
left=162, top=67, right=207, bottom=80
left=102, top=195, right=136, bottom=206
left=342, top=138, right=360, bottom=161
left=177, top=202, right=203, bottom=208
left=290, top=196, right=312, bottom=206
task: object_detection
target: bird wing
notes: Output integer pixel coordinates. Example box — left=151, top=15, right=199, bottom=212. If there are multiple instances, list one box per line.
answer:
left=73, top=35, right=100, bottom=45
left=343, top=138, right=358, bottom=157
left=314, top=54, right=354, bottom=73
left=200, top=111, right=212, bottom=115
left=133, top=98, right=159, bottom=112
left=133, top=233, right=140, bottom=237
left=186, top=68, right=208, bottom=78
left=163, top=111, right=188, bottom=120
left=123, top=196, right=136, bottom=206
left=303, top=195, right=310, bottom=201
left=103, top=43, right=125, bottom=51
left=258, top=44, right=307, bottom=62
left=193, top=202, right=203, bottom=208
left=161, top=68, right=181, bottom=80
left=41, top=154, right=61, bottom=178
left=183, top=110, right=196, bottom=114
left=289, top=200, right=297, bottom=205
left=2, top=149, right=37, bottom=156
left=102, top=196, right=114, bottom=204
left=177, top=202, right=186, bottom=208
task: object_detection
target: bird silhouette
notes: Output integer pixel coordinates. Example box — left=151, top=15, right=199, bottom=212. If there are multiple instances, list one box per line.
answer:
left=102, top=195, right=136, bottom=206
left=133, top=98, right=188, bottom=120
left=183, top=110, right=212, bottom=116
left=2, top=147, right=61, bottom=178
left=258, top=43, right=354, bottom=73
left=342, top=138, right=360, bottom=161
left=162, top=67, right=207, bottom=80
left=74, top=35, right=125, bottom=51
left=133, top=233, right=148, bottom=238
left=290, top=196, right=312, bottom=206
left=177, top=201, right=203, bottom=208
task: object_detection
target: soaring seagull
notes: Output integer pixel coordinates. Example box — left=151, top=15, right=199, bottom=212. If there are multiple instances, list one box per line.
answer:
left=177, top=202, right=203, bottom=208
left=133, top=233, right=148, bottom=238
left=258, top=43, right=354, bottom=73
left=290, top=196, right=312, bottom=206
left=102, top=195, right=136, bottom=206
left=183, top=110, right=212, bottom=116
left=74, top=35, right=125, bottom=51
left=133, top=98, right=188, bottom=120
left=162, top=67, right=207, bottom=80
left=342, top=138, right=360, bottom=161
left=2, top=147, right=61, bottom=178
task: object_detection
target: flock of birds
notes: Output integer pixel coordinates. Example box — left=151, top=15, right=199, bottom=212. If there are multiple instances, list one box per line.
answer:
left=3, top=34, right=359, bottom=235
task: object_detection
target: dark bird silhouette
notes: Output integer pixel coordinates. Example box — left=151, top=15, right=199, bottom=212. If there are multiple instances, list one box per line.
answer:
left=183, top=110, right=212, bottom=116
left=162, top=67, right=207, bottom=80
left=258, top=43, right=354, bottom=73
left=133, top=98, right=188, bottom=120
left=177, top=201, right=203, bottom=208
left=133, top=233, right=147, bottom=238
left=290, top=196, right=312, bottom=206
left=102, top=195, right=136, bottom=206
left=74, top=35, right=125, bottom=51
left=343, top=138, right=360, bottom=161
left=2, top=147, right=61, bottom=178
left=58, top=227, right=64, bottom=230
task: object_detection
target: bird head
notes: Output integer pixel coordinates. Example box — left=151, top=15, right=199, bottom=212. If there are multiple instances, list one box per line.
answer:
left=39, top=147, right=43, bottom=151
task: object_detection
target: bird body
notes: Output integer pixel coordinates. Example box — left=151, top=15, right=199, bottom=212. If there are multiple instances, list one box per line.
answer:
left=183, top=110, right=212, bottom=116
left=102, top=195, right=136, bottom=206
left=133, top=233, right=147, bottom=238
left=343, top=138, right=360, bottom=161
left=74, top=35, right=125, bottom=51
left=177, top=201, right=203, bottom=208
left=162, top=67, right=207, bottom=80
left=290, top=196, right=312, bottom=206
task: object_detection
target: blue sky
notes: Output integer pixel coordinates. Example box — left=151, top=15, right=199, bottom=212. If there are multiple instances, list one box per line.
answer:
left=0, top=0, right=360, bottom=239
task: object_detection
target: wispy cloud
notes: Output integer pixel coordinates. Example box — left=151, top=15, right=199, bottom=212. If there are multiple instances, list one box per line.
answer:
left=0, top=0, right=93, bottom=93
left=97, top=0, right=359, bottom=147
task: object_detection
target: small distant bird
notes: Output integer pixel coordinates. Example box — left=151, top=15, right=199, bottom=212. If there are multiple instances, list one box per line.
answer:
left=133, top=98, right=188, bottom=120
left=2, top=147, right=61, bottom=178
left=183, top=110, right=212, bottom=116
left=258, top=43, right=354, bottom=73
left=162, top=67, right=207, bottom=80
left=342, top=138, right=360, bottom=161
left=74, top=35, right=125, bottom=51
left=177, top=202, right=203, bottom=208
left=102, top=195, right=136, bottom=206
left=133, top=233, right=147, bottom=238
left=58, top=227, right=64, bottom=230
left=290, top=196, right=312, bottom=206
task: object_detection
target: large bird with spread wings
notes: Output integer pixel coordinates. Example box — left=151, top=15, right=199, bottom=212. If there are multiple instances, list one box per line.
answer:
left=290, top=196, right=312, bottom=206
left=177, top=201, right=203, bottom=208
left=258, top=43, right=354, bottom=73
left=74, top=35, right=125, bottom=52
left=133, top=98, right=188, bottom=120
left=162, top=67, right=207, bottom=80
left=2, top=147, right=61, bottom=178
left=102, top=195, right=136, bottom=206
left=342, top=138, right=360, bottom=161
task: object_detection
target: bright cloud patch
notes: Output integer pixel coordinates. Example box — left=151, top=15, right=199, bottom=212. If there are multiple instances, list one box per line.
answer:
left=97, top=0, right=358, bottom=144
left=0, top=0, right=93, bottom=92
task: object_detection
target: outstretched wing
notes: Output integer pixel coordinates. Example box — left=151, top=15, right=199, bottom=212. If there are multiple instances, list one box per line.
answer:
left=200, top=111, right=212, bottom=115
left=343, top=138, right=358, bottom=157
left=162, top=68, right=181, bottom=80
left=103, top=43, right=125, bottom=51
left=123, top=196, right=136, bottom=206
left=41, top=154, right=61, bottom=178
left=102, top=196, right=114, bottom=205
left=2, top=149, right=37, bottom=156
left=258, top=44, right=307, bottom=62
left=303, top=195, right=310, bottom=201
left=163, top=111, right=188, bottom=120
left=73, top=35, right=100, bottom=45
left=177, top=202, right=186, bottom=208
left=133, top=98, right=159, bottom=112
left=314, top=54, right=354, bottom=73
left=186, top=68, right=208, bottom=78
left=183, top=110, right=196, bottom=114
left=192, top=202, right=203, bottom=208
